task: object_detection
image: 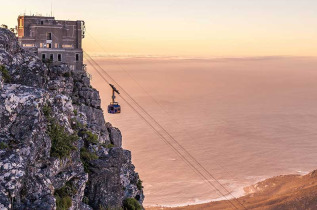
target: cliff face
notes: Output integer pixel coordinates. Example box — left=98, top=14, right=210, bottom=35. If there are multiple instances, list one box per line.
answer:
left=0, top=28, right=144, bottom=210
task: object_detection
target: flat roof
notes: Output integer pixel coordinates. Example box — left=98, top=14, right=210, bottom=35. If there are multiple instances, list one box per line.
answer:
left=18, top=15, right=55, bottom=20
left=18, top=15, right=83, bottom=23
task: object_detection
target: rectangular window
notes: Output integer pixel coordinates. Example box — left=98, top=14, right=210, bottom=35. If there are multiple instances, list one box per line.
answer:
left=47, top=43, right=52, bottom=49
left=19, top=19, right=23, bottom=27
left=62, top=44, right=73, bottom=48
left=22, top=44, right=35, bottom=47
left=50, top=54, right=54, bottom=61
left=55, top=43, right=59, bottom=48
left=40, top=43, right=43, bottom=48
left=76, top=54, right=79, bottom=61
left=41, top=21, right=44, bottom=25
left=42, top=54, right=46, bottom=60
left=58, top=54, right=62, bottom=62
left=46, top=33, right=52, bottom=40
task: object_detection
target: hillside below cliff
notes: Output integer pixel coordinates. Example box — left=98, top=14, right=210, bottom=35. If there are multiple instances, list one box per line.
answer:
left=0, top=28, right=144, bottom=210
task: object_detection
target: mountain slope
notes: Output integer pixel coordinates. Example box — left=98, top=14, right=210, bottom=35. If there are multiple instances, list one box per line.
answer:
left=0, top=28, right=144, bottom=210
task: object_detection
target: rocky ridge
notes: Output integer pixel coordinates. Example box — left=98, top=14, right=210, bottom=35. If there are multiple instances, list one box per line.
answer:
left=0, top=28, right=144, bottom=210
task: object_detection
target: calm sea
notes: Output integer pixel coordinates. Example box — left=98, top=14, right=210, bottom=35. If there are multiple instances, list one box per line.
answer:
left=87, top=57, right=317, bottom=207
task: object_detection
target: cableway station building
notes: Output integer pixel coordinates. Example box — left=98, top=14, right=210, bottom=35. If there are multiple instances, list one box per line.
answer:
left=17, top=15, right=85, bottom=72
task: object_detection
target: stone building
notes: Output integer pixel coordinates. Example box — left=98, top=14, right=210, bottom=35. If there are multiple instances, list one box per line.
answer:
left=17, top=15, right=85, bottom=71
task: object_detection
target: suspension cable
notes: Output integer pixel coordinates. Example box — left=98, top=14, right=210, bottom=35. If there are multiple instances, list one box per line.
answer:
left=86, top=32, right=244, bottom=185
left=84, top=52, right=247, bottom=209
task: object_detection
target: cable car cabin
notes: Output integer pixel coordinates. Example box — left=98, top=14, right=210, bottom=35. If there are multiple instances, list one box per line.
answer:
left=108, top=102, right=121, bottom=114
left=108, top=84, right=121, bottom=114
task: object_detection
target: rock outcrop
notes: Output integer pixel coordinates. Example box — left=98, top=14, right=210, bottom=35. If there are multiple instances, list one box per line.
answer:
left=0, top=28, right=144, bottom=210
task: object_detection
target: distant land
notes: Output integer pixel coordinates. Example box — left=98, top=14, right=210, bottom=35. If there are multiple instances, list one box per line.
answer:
left=148, top=169, right=317, bottom=210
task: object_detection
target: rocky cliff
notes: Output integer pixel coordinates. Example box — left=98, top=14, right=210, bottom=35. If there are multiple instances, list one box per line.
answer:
left=0, top=28, right=144, bottom=210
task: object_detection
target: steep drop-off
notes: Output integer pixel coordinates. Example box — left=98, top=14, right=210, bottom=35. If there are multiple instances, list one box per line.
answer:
left=0, top=28, right=144, bottom=210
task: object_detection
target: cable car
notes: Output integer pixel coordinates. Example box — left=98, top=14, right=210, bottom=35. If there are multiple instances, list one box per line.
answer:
left=108, top=84, right=121, bottom=114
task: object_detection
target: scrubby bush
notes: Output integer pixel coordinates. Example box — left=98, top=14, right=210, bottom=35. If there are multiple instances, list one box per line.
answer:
left=0, top=65, right=11, bottom=83
left=82, top=196, right=89, bottom=204
left=101, top=143, right=115, bottom=149
left=63, top=72, right=71, bottom=77
left=71, top=118, right=85, bottom=131
left=54, top=181, right=77, bottom=210
left=43, top=104, right=78, bottom=159
left=0, top=142, right=8, bottom=150
left=55, top=196, right=72, bottom=210
left=123, top=198, right=142, bottom=210
left=43, top=104, right=52, bottom=117
left=80, top=147, right=98, bottom=172
left=49, top=121, right=78, bottom=158
left=80, top=130, right=98, bottom=145
left=136, top=179, right=143, bottom=191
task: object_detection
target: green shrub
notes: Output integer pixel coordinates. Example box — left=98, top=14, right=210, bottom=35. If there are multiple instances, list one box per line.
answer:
left=0, top=65, right=11, bottom=83
left=136, top=180, right=143, bottom=191
left=49, top=121, right=78, bottom=159
left=73, top=109, right=78, bottom=116
left=71, top=118, right=85, bottom=131
left=80, top=130, right=98, bottom=145
left=63, top=72, right=71, bottom=77
left=82, top=196, right=89, bottom=204
left=43, top=104, right=78, bottom=159
left=122, top=198, right=142, bottom=210
left=101, top=143, right=115, bottom=149
left=43, top=104, right=52, bottom=117
left=54, top=181, right=77, bottom=210
left=80, top=147, right=98, bottom=172
left=55, top=196, right=72, bottom=210
left=0, top=142, right=8, bottom=150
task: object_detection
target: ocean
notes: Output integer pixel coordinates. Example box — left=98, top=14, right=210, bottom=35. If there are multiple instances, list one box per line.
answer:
left=87, top=56, right=317, bottom=207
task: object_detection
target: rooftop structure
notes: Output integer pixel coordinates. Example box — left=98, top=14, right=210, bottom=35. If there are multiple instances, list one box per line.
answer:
left=17, top=15, right=85, bottom=71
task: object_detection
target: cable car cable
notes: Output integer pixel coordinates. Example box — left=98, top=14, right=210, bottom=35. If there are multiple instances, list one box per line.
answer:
left=84, top=52, right=246, bottom=209
left=84, top=57, right=241, bottom=209
left=84, top=53, right=245, bottom=209
left=86, top=32, right=244, bottom=185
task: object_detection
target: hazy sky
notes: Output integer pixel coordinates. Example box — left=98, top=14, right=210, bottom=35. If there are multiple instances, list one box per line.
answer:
left=2, top=0, right=317, bottom=57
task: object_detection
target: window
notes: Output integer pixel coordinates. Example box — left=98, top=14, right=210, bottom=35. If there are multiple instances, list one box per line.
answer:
left=76, top=54, right=79, bottom=61
left=55, top=43, right=59, bottom=48
left=47, top=43, right=52, bottom=49
left=19, top=19, right=23, bottom=27
left=50, top=54, right=54, bottom=61
left=46, top=33, right=52, bottom=40
left=62, top=44, right=73, bottom=48
left=40, top=43, right=43, bottom=48
left=23, top=44, right=34, bottom=47
left=41, top=21, right=44, bottom=25
left=42, top=54, right=46, bottom=60
left=58, top=54, right=62, bottom=62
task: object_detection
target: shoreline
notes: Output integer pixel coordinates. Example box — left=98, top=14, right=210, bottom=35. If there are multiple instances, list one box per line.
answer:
left=145, top=170, right=316, bottom=209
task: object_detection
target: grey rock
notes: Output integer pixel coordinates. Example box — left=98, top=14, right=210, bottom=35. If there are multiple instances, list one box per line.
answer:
left=85, top=148, right=144, bottom=209
left=0, top=28, right=144, bottom=209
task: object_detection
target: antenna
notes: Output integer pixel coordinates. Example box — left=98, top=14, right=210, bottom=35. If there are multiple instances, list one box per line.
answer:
left=51, top=0, right=53, bottom=17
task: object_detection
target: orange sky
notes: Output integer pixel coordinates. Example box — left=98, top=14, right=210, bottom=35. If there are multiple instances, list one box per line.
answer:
left=2, top=0, right=317, bottom=57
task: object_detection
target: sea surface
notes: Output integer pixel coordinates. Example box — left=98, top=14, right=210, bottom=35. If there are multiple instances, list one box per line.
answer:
left=86, top=56, right=317, bottom=207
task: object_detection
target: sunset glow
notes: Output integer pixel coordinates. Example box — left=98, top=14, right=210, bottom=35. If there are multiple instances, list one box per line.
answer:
left=3, top=0, right=317, bottom=57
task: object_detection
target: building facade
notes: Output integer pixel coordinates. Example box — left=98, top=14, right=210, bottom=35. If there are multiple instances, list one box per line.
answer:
left=17, top=15, right=85, bottom=71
